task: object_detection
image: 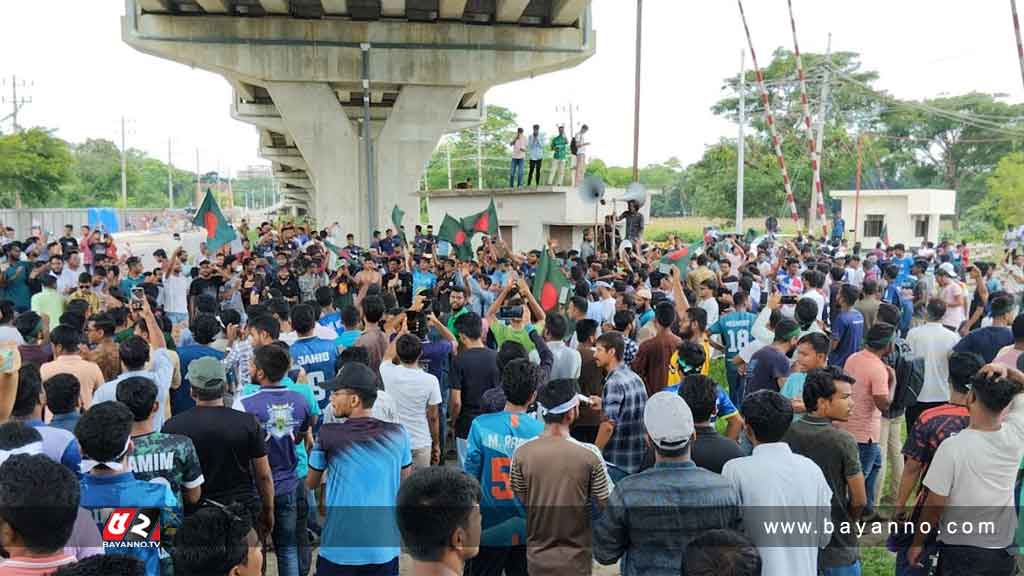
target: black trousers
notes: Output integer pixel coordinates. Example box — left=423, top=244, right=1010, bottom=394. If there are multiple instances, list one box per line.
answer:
left=527, top=159, right=543, bottom=186
left=938, top=544, right=1015, bottom=576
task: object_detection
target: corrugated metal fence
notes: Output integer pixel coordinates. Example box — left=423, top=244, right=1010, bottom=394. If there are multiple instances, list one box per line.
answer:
left=0, top=209, right=173, bottom=240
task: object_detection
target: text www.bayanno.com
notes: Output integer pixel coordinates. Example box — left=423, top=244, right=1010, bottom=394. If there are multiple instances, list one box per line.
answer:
left=763, top=519, right=997, bottom=540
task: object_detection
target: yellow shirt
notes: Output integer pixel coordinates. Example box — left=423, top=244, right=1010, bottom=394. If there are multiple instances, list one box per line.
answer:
left=666, top=339, right=711, bottom=387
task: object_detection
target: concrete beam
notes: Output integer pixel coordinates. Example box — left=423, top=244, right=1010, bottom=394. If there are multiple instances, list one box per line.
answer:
left=194, top=0, right=231, bottom=13
left=138, top=0, right=171, bottom=12
left=380, top=0, right=405, bottom=18
left=370, top=91, right=384, bottom=103
left=551, top=0, right=586, bottom=25
left=320, top=0, right=348, bottom=15
left=495, top=0, right=530, bottom=23
left=259, top=146, right=309, bottom=171
left=259, top=0, right=291, bottom=14
left=438, top=0, right=467, bottom=20
left=266, top=82, right=363, bottom=235
left=226, top=78, right=257, bottom=102
left=376, top=86, right=464, bottom=231
left=126, top=16, right=594, bottom=86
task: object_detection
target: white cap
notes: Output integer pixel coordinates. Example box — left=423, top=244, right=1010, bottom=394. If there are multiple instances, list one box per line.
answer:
left=644, top=392, right=694, bottom=451
left=937, top=262, right=956, bottom=277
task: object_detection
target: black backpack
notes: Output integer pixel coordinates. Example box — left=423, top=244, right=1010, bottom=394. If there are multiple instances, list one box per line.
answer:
left=889, top=339, right=925, bottom=413
left=570, top=136, right=579, bottom=155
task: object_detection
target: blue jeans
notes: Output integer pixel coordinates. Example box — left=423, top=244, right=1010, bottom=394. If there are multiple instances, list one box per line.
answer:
left=858, top=442, right=882, bottom=517
left=726, top=365, right=744, bottom=408
left=822, top=560, right=861, bottom=576
left=296, top=484, right=311, bottom=576
left=165, top=311, right=188, bottom=326
left=457, top=437, right=468, bottom=468
left=509, top=158, right=525, bottom=187
left=272, top=488, right=300, bottom=576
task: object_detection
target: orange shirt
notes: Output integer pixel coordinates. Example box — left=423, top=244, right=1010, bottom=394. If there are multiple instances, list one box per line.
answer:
left=836, top=350, right=890, bottom=443
left=40, top=355, right=106, bottom=409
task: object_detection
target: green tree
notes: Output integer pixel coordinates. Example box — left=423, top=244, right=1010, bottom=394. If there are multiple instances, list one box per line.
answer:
left=986, top=152, right=1024, bottom=228
left=424, top=106, right=524, bottom=190
left=880, top=93, right=1024, bottom=221
left=0, top=128, right=73, bottom=208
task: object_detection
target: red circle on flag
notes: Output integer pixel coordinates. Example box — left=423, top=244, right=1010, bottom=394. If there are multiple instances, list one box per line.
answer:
left=204, top=212, right=219, bottom=239
left=474, top=213, right=490, bottom=232
left=454, top=230, right=467, bottom=246
left=540, top=282, right=558, bottom=311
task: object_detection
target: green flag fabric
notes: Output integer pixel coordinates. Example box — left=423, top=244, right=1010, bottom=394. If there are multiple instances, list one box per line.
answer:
left=392, top=205, right=407, bottom=246
left=192, top=190, right=237, bottom=253
left=659, top=242, right=702, bottom=276
left=532, top=250, right=571, bottom=312
left=462, top=198, right=500, bottom=237
left=438, top=214, right=474, bottom=261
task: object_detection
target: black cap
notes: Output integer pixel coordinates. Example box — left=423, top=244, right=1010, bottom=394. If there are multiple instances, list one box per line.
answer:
left=322, top=363, right=378, bottom=394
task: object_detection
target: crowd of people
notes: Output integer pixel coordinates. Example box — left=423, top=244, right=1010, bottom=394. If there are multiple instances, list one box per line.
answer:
left=0, top=215, right=1023, bottom=576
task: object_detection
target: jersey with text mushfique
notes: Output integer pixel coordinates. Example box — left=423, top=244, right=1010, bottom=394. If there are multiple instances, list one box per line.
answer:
left=290, top=336, right=339, bottom=412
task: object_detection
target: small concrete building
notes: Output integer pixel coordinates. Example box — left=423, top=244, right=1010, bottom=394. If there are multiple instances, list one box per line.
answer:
left=830, top=189, right=956, bottom=247
left=422, top=187, right=651, bottom=252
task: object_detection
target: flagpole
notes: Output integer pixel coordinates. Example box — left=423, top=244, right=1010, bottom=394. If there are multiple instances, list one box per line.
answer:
left=854, top=133, right=864, bottom=243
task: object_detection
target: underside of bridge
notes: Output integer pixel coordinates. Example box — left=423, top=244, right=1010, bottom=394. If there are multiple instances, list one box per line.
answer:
left=122, top=0, right=595, bottom=240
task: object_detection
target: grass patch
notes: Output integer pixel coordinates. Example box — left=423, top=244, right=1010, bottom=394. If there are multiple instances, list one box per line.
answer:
left=645, top=217, right=801, bottom=243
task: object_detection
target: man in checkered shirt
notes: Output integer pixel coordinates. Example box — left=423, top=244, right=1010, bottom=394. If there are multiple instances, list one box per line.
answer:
left=593, top=331, right=649, bottom=482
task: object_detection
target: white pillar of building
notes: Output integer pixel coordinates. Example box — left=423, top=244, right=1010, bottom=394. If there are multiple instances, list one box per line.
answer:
left=376, top=86, right=465, bottom=231
left=927, top=212, right=941, bottom=245
left=266, top=82, right=362, bottom=234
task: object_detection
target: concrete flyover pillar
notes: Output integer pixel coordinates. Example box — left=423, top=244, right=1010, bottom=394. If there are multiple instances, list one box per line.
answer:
left=377, top=86, right=465, bottom=235
left=265, top=82, right=362, bottom=235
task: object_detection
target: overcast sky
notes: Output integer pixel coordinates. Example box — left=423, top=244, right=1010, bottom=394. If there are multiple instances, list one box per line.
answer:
left=3, top=1, right=1023, bottom=177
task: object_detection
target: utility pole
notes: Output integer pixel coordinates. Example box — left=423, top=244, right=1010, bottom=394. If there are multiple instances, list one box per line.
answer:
left=476, top=126, right=483, bottom=188
left=195, top=148, right=201, bottom=208
left=446, top=140, right=453, bottom=190
left=3, top=76, right=32, bottom=208
left=120, top=116, right=128, bottom=225
left=631, top=0, right=643, bottom=182
left=812, top=34, right=833, bottom=236
left=1, top=75, right=32, bottom=133
left=167, top=138, right=174, bottom=209
left=736, top=50, right=746, bottom=234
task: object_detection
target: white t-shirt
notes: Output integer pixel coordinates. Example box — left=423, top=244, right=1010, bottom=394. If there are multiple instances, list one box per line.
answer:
left=799, top=290, right=827, bottom=322
left=699, top=297, right=719, bottom=327
left=0, top=326, right=24, bottom=345
left=906, top=322, right=960, bottom=403
left=162, top=274, right=190, bottom=316
left=940, top=282, right=966, bottom=328
left=924, top=394, right=1024, bottom=548
left=381, top=362, right=441, bottom=450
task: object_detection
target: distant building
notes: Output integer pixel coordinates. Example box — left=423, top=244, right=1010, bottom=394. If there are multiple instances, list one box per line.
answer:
left=237, top=165, right=272, bottom=181
left=830, top=189, right=956, bottom=247
left=421, top=187, right=653, bottom=252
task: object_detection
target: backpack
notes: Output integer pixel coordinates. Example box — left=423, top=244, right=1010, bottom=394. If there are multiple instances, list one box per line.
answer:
left=889, top=339, right=925, bottom=413
left=570, top=136, right=579, bottom=155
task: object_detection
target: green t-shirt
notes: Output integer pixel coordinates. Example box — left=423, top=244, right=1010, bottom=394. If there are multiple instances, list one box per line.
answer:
left=447, top=307, right=469, bottom=341
left=490, top=321, right=536, bottom=353
left=239, top=377, right=321, bottom=478
left=552, top=134, right=569, bottom=160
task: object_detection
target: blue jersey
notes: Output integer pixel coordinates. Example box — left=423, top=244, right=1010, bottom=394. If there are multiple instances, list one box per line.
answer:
left=237, top=386, right=312, bottom=496
left=463, top=411, right=544, bottom=546
left=665, top=384, right=738, bottom=423
left=290, top=336, right=339, bottom=411
left=709, top=311, right=757, bottom=365
left=80, top=472, right=179, bottom=576
left=412, top=270, right=436, bottom=296
left=310, top=418, right=411, bottom=566
left=319, top=311, right=343, bottom=333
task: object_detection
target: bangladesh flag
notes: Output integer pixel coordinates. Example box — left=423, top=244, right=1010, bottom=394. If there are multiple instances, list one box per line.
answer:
left=659, top=242, right=702, bottom=275
left=532, top=250, right=571, bottom=312
left=462, top=198, right=499, bottom=237
left=438, top=214, right=474, bottom=261
left=391, top=205, right=407, bottom=246
left=192, top=190, right=237, bottom=253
